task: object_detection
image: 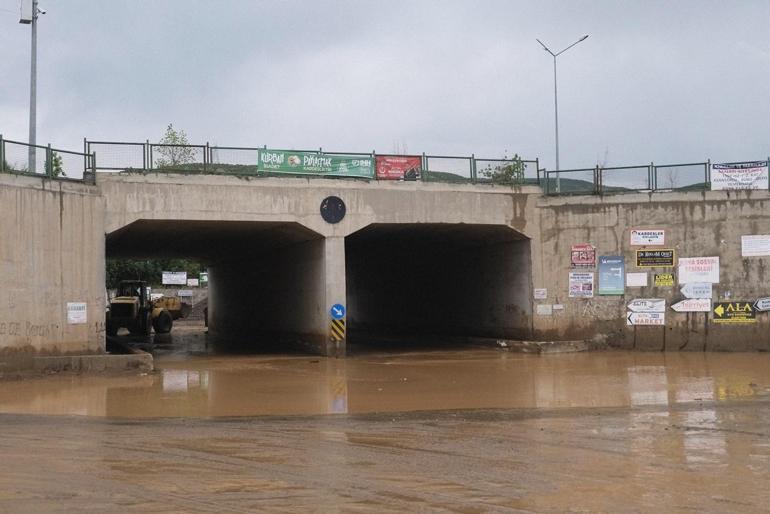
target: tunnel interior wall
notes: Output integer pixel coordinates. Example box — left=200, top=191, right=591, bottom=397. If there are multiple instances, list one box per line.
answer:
left=208, top=238, right=327, bottom=351
left=0, top=176, right=105, bottom=363
left=346, top=228, right=532, bottom=341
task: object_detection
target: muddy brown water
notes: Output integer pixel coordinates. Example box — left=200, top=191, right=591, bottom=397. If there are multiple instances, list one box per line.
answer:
left=1, top=340, right=768, bottom=418
left=3, top=328, right=770, bottom=512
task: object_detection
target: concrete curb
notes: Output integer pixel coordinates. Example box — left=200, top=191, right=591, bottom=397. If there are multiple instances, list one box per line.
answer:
left=33, top=352, right=153, bottom=373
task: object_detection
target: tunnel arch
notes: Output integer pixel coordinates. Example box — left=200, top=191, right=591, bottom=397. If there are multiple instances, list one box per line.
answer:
left=344, top=223, right=533, bottom=350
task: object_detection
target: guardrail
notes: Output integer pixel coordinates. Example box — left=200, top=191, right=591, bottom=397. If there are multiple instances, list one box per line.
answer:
left=542, top=160, right=768, bottom=195
left=85, top=139, right=541, bottom=184
left=0, top=135, right=96, bottom=182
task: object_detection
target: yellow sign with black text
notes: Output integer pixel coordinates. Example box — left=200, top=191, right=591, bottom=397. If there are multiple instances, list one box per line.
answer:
left=654, top=273, right=674, bottom=287
left=712, top=302, right=756, bottom=323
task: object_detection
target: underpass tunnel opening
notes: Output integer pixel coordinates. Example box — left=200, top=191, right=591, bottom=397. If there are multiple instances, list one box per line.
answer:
left=345, top=223, right=532, bottom=351
left=106, top=220, right=326, bottom=354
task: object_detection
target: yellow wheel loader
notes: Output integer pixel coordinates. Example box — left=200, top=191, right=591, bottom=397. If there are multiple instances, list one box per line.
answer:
left=107, top=280, right=174, bottom=336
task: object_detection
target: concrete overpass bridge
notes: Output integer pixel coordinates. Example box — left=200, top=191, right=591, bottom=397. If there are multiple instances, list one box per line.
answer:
left=101, top=174, right=536, bottom=356
left=4, top=162, right=770, bottom=364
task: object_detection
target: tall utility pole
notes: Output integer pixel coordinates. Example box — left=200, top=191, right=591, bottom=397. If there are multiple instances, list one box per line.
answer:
left=536, top=35, right=589, bottom=193
left=20, top=0, right=42, bottom=172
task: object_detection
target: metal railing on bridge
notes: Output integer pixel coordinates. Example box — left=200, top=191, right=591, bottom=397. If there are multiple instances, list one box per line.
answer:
left=0, top=135, right=96, bottom=183
left=543, top=159, right=770, bottom=195
left=84, top=139, right=541, bottom=185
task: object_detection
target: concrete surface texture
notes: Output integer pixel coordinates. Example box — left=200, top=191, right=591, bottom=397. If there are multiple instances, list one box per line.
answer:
left=533, top=190, right=770, bottom=350
left=0, top=173, right=105, bottom=366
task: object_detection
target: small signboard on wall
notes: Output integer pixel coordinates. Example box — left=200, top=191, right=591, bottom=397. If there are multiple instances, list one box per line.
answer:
left=570, top=244, right=596, bottom=268
left=67, top=302, right=87, bottom=324
left=630, top=229, right=665, bottom=246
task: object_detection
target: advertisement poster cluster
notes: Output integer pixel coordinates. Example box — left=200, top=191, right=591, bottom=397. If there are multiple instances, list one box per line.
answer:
left=256, top=149, right=423, bottom=180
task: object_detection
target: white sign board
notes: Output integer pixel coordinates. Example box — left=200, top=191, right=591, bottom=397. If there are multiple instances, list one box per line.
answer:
left=162, top=271, right=188, bottom=285
left=626, top=272, right=648, bottom=287
left=754, top=298, right=770, bottom=312
left=671, top=298, right=711, bottom=312
left=552, top=304, right=564, bottom=311
left=627, top=298, right=666, bottom=313
left=630, top=229, right=665, bottom=246
left=536, top=304, right=553, bottom=316
left=681, top=282, right=713, bottom=299
left=711, top=161, right=769, bottom=191
left=568, top=272, right=594, bottom=298
left=678, top=257, right=719, bottom=284
left=187, top=278, right=200, bottom=287
left=534, top=288, right=547, bottom=300
left=67, top=302, right=88, bottom=324
left=176, top=289, right=193, bottom=297
left=741, top=235, right=770, bottom=257
left=627, top=312, right=665, bottom=326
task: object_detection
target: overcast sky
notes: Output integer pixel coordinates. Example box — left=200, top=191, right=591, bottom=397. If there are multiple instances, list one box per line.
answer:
left=1, top=0, right=769, bottom=169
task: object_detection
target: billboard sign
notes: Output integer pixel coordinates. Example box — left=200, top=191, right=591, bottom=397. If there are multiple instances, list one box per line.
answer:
left=627, top=312, right=665, bottom=326
left=654, top=273, right=674, bottom=287
left=636, top=249, right=675, bottom=267
left=568, top=272, right=594, bottom=298
left=598, top=256, right=625, bottom=295
left=570, top=244, right=596, bottom=268
left=754, top=298, right=770, bottom=312
left=630, top=229, right=665, bottom=246
left=678, top=257, right=719, bottom=284
left=712, top=302, right=756, bottom=323
left=711, top=161, right=768, bottom=191
left=162, top=271, right=187, bottom=285
left=627, top=298, right=666, bottom=313
left=741, top=235, right=770, bottom=257
left=375, top=155, right=422, bottom=180
left=258, top=149, right=374, bottom=178
left=681, top=282, right=713, bottom=299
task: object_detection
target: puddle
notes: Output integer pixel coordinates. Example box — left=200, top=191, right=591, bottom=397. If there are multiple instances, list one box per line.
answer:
left=0, top=347, right=768, bottom=418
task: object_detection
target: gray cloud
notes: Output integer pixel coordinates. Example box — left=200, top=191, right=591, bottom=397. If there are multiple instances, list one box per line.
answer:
left=1, top=0, right=768, bottom=169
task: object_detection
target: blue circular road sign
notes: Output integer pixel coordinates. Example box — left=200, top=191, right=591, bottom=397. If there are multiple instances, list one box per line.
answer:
left=330, top=304, right=346, bottom=320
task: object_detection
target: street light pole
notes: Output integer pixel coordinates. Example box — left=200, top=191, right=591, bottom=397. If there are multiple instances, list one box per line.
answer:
left=21, top=0, right=44, bottom=173
left=537, top=35, right=589, bottom=193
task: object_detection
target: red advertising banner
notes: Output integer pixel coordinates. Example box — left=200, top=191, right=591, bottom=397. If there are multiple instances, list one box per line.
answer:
left=375, top=155, right=422, bottom=180
left=570, top=243, right=596, bottom=268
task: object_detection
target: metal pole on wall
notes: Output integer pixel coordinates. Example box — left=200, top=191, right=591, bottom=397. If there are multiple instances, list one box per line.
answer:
left=536, top=35, right=589, bottom=194
left=23, top=0, right=45, bottom=173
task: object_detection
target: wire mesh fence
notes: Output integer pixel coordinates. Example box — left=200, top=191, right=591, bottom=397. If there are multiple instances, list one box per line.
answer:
left=600, top=165, right=652, bottom=193
left=653, top=163, right=709, bottom=191
left=87, top=142, right=145, bottom=171
left=545, top=168, right=597, bottom=195
left=1, top=137, right=95, bottom=182
left=209, top=146, right=260, bottom=173
left=424, top=155, right=474, bottom=182
left=150, top=144, right=207, bottom=172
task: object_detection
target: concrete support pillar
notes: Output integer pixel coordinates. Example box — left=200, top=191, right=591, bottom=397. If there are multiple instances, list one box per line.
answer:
left=322, top=236, right=347, bottom=358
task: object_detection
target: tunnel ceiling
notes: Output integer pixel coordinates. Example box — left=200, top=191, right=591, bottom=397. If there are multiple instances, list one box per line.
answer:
left=347, top=223, right=528, bottom=248
left=107, top=220, right=321, bottom=260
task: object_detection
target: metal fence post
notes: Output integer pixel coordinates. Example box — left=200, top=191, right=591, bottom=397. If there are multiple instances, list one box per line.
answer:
left=0, top=134, right=4, bottom=172
left=535, top=157, right=540, bottom=184
left=422, top=152, right=427, bottom=181
left=46, top=143, right=52, bottom=177
left=595, top=165, right=601, bottom=194
left=545, top=171, right=550, bottom=194
left=148, top=141, right=153, bottom=172
left=650, top=162, right=655, bottom=190
left=372, top=150, right=377, bottom=180
left=204, top=142, right=210, bottom=172
left=706, top=158, right=711, bottom=189
left=470, top=154, right=476, bottom=182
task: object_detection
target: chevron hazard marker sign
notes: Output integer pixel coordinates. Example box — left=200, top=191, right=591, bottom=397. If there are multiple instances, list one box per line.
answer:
left=330, top=319, right=346, bottom=341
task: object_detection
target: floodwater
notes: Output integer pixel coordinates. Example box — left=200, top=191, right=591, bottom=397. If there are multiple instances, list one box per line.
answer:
left=2, top=327, right=770, bottom=512
left=0, top=326, right=768, bottom=418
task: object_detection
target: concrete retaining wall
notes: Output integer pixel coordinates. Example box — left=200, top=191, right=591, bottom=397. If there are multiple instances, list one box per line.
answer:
left=0, top=174, right=105, bottom=364
left=531, top=190, right=770, bottom=351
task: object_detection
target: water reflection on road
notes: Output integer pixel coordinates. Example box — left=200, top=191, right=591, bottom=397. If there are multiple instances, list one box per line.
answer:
left=0, top=348, right=767, bottom=418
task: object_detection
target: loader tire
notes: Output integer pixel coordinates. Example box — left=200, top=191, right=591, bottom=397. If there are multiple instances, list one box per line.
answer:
left=153, top=310, right=173, bottom=334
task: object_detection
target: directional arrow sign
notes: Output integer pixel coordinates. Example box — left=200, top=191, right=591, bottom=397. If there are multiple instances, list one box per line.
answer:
left=627, top=298, right=666, bottom=312
left=754, top=298, right=770, bottom=312
left=681, top=282, right=712, bottom=299
left=671, top=298, right=711, bottom=312
left=627, top=312, right=665, bottom=325
left=330, top=303, right=346, bottom=320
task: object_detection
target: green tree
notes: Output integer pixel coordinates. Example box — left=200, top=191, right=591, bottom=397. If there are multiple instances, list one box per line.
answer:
left=155, top=124, right=196, bottom=169
left=106, top=258, right=206, bottom=289
left=480, top=153, right=525, bottom=185
left=44, top=151, right=66, bottom=177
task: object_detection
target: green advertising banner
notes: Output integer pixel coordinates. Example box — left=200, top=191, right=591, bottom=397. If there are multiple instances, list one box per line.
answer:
left=258, top=149, right=374, bottom=178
